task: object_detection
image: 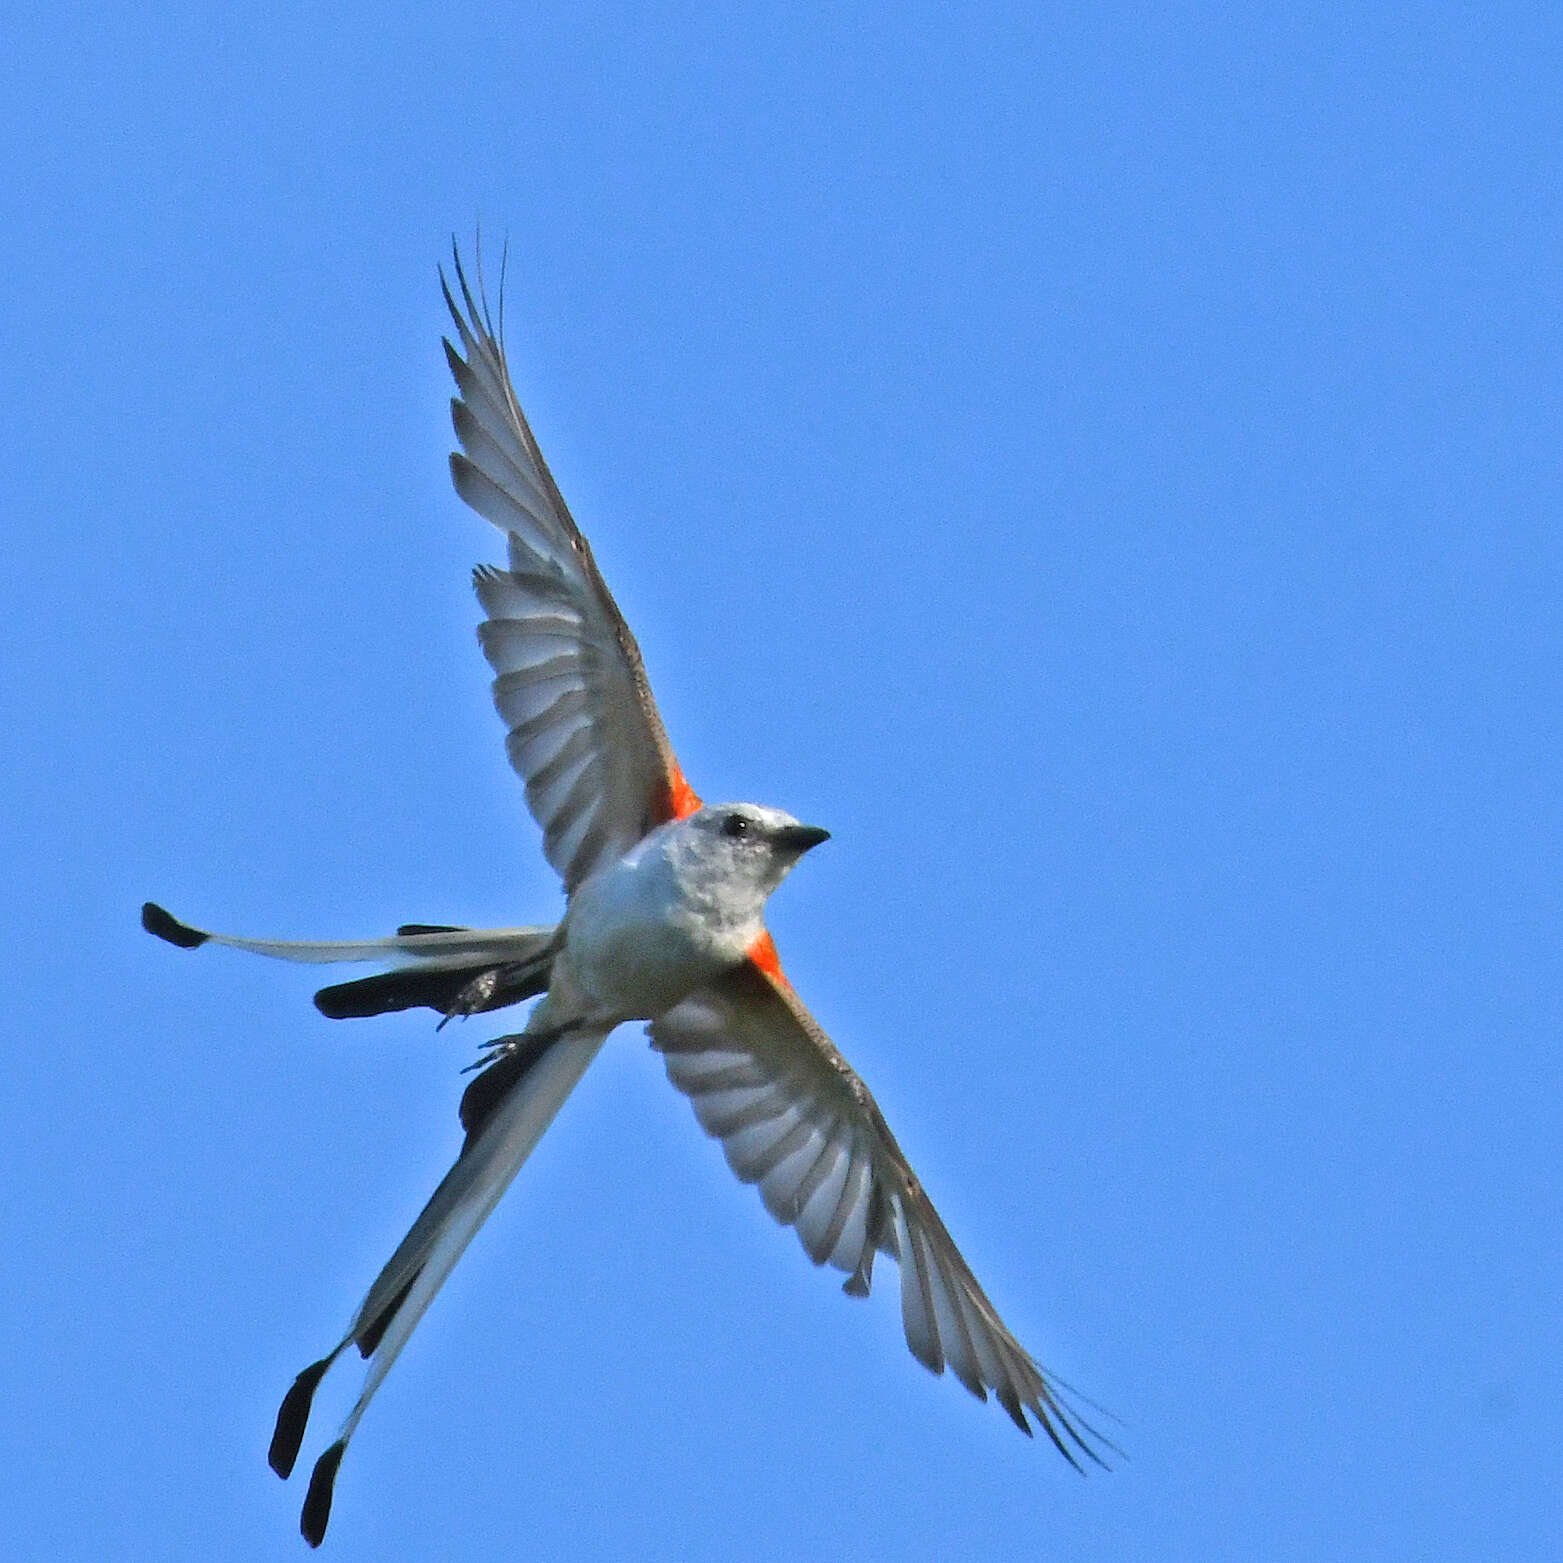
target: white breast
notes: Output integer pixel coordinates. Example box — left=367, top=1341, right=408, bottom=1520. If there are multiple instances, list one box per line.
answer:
left=560, top=826, right=755, bottom=1020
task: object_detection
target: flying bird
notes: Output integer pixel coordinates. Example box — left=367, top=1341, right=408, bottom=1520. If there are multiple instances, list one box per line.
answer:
left=143, top=252, right=1108, bottom=1546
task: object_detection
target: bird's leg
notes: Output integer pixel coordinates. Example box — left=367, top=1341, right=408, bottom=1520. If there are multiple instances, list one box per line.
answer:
left=460, top=1019, right=572, bottom=1073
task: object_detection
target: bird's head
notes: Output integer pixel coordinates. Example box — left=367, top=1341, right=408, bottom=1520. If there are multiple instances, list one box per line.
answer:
left=672, top=803, right=830, bottom=907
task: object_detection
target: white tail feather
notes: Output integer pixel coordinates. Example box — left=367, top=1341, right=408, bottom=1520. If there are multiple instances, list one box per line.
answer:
left=202, top=921, right=553, bottom=969
left=335, top=1028, right=609, bottom=1449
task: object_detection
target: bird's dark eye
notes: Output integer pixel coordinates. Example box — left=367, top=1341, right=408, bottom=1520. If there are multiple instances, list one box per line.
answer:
left=721, top=813, right=751, bottom=839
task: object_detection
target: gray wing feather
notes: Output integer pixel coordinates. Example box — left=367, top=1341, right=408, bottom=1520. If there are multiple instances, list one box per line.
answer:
left=650, top=961, right=1110, bottom=1466
left=443, top=251, right=694, bottom=888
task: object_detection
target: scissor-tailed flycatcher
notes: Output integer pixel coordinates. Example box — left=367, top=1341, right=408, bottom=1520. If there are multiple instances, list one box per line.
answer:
left=143, top=252, right=1108, bottom=1546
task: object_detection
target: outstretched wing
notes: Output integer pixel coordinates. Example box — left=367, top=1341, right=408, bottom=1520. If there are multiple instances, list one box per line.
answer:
left=650, top=958, right=1108, bottom=1466
left=443, top=251, right=700, bottom=889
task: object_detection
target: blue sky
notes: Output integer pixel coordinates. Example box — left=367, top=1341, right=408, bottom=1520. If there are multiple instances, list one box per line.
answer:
left=3, top=3, right=1559, bottom=1558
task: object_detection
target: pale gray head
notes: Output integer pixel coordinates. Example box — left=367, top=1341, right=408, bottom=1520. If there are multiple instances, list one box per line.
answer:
left=675, top=802, right=831, bottom=903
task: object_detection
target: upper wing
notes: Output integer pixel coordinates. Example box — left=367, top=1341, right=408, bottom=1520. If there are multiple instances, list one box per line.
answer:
left=649, top=957, right=1108, bottom=1466
left=443, top=252, right=700, bottom=889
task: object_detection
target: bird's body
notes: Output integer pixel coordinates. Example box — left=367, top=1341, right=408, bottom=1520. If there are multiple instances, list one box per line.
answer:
left=556, top=804, right=819, bottom=1022
left=143, top=251, right=1107, bottom=1547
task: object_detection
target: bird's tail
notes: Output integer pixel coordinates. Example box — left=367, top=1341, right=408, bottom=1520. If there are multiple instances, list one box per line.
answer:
left=140, top=901, right=559, bottom=1022
left=268, top=1023, right=612, bottom=1546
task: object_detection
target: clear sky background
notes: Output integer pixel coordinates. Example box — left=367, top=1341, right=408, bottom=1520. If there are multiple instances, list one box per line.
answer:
left=3, top=4, right=1559, bottom=1559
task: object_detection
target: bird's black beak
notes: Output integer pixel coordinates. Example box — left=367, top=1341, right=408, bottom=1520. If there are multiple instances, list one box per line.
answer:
left=772, top=823, right=831, bottom=855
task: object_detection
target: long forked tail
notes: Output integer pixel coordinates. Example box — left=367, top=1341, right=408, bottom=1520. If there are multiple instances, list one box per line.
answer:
left=269, top=1025, right=611, bottom=1546
left=140, top=902, right=559, bottom=1022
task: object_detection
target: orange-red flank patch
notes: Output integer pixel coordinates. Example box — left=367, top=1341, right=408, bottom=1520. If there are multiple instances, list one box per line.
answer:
left=745, top=929, right=788, bottom=986
left=663, top=764, right=702, bottom=822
